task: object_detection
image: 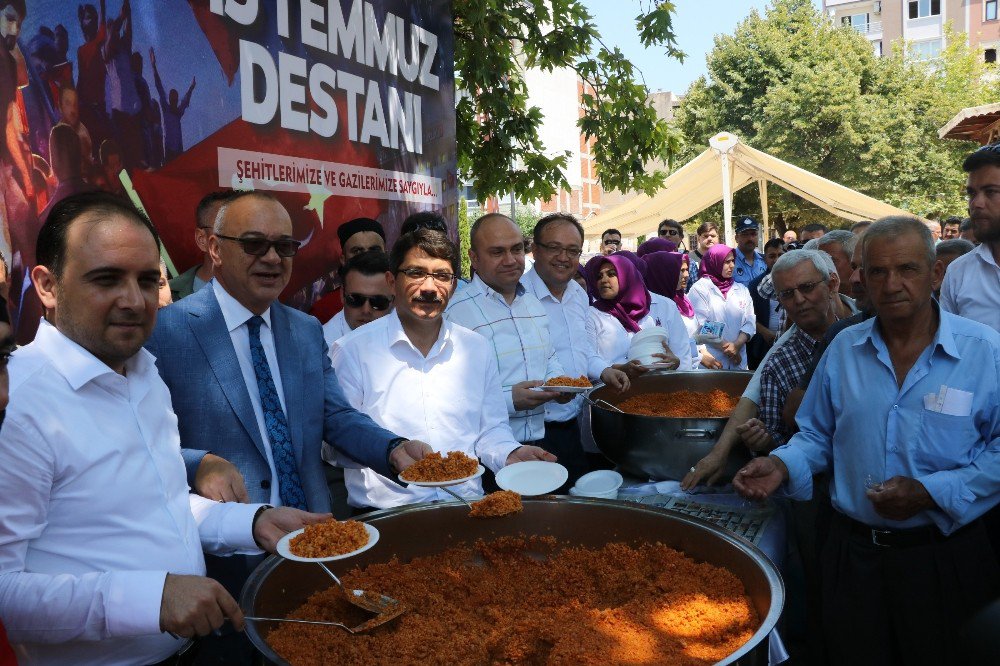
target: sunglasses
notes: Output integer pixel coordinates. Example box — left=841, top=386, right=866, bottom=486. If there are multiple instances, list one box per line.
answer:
left=216, top=234, right=301, bottom=257
left=603, top=239, right=621, bottom=246
left=344, top=293, right=393, bottom=310
left=776, top=280, right=823, bottom=301
left=659, top=229, right=681, bottom=237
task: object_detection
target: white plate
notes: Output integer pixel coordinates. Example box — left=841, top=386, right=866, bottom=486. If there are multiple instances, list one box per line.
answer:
left=277, top=523, right=380, bottom=563
left=639, top=362, right=675, bottom=371
left=529, top=385, right=591, bottom=394
left=401, top=464, right=486, bottom=487
left=495, top=461, right=568, bottom=496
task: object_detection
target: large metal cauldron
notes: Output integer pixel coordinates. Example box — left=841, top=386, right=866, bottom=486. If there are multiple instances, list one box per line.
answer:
left=590, top=371, right=753, bottom=482
left=241, top=498, right=783, bottom=665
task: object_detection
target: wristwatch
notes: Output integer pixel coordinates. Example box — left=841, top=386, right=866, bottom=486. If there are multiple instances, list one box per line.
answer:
left=251, top=504, right=274, bottom=549
left=386, top=437, right=409, bottom=476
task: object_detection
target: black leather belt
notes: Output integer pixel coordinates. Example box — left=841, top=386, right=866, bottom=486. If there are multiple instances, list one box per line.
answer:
left=838, top=512, right=963, bottom=548
left=544, top=418, right=578, bottom=430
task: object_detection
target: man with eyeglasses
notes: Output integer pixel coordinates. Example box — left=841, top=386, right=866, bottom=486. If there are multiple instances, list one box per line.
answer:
left=330, top=229, right=553, bottom=509
left=145, top=192, right=431, bottom=662
left=169, top=190, right=239, bottom=301
left=523, top=213, right=630, bottom=488
left=600, top=228, right=621, bottom=255
left=445, top=214, right=570, bottom=473
left=658, top=218, right=685, bottom=249
left=321, top=251, right=393, bottom=346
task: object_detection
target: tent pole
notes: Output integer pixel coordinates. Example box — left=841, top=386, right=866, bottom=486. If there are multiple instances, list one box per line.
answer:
left=720, top=151, right=734, bottom=245
left=758, top=179, right=770, bottom=239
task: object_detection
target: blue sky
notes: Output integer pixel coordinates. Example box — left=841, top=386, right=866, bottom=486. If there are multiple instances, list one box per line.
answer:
left=582, top=0, right=824, bottom=96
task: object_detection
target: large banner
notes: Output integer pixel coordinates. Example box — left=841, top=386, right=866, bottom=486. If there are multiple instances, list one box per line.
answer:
left=3, top=0, right=456, bottom=341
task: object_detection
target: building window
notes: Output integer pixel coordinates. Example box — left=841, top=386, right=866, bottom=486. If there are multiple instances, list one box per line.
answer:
left=986, top=48, right=997, bottom=64
left=988, top=0, right=998, bottom=21
left=874, top=40, right=883, bottom=58
left=842, top=13, right=870, bottom=33
left=908, top=0, right=941, bottom=19
left=909, top=39, right=943, bottom=60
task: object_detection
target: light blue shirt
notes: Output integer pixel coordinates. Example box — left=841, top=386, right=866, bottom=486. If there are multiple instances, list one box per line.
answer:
left=772, top=308, right=1000, bottom=535
left=734, top=249, right=767, bottom=286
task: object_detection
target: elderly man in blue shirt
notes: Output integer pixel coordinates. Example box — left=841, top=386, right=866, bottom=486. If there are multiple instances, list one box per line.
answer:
left=734, top=215, right=1000, bottom=665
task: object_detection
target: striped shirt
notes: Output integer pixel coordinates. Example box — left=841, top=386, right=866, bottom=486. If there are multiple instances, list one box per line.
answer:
left=445, top=274, right=564, bottom=442
left=759, top=328, right=820, bottom=447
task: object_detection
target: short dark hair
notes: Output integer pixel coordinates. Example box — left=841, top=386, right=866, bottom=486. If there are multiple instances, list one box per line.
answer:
left=658, top=218, right=682, bottom=234
left=339, top=249, right=390, bottom=280
left=401, top=211, right=448, bottom=236
left=801, top=223, right=829, bottom=234
left=696, top=221, right=719, bottom=236
left=763, top=238, right=785, bottom=252
left=37, top=191, right=160, bottom=278
left=942, top=216, right=963, bottom=228
left=389, top=229, right=460, bottom=276
left=534, top=212, right=584, bottom=246
left=935, top=238, right=975, bottom=258
left=962, top=144, right=1000, bottom=172
left=196, top=190, right=241, bottom=229
left=960, top=217, right=974, bottom=231
left=601, top=228, right=621, bottom=240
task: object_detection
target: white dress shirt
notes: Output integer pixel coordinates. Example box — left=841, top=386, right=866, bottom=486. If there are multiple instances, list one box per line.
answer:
left=688, top=278, right=757, bottom=369
left=444, top=274, right=564, bottom=442
left=522, top=268, right=607, bottom=422
left=940, top=242, right=1000, bottom=332
left=649, top=293, right=696, bottom=368
left=321, top=310, right=351, bottom=349
left=213, top=280, right=286, bottom=505
left=0, top=322, right=260, bottom=666
left=330, top=312, right=521, bottom=509
left=585, top=307, right=658, bottom=366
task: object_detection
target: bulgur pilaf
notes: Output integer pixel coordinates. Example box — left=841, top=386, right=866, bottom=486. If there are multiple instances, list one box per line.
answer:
left=399, top=451, right=479, bottom=483
left=618, top=390, right=739, bottom=418
left=468, top=490, right=523, bottom=518
left=544, top=375, right=592, bottom=388
left=288, top=520, right=369, bottom=559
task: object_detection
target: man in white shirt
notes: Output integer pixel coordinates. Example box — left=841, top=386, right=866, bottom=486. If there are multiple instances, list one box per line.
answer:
left=321, top=250, right=394, bottom=347
left=445, top=213, right=569, bottom=447
left=522, top=213, right=629, bottom=488
left=940, top=144, right=1000, bottom=333
left=0, top=192, right=325, bottom=665
left=331, top=229, right=555, bottom=509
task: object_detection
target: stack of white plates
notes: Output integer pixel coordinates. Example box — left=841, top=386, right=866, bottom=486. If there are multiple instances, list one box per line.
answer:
left=568, top=470, right=624, bottom=499
left=627, top=326, right=668, bottom=365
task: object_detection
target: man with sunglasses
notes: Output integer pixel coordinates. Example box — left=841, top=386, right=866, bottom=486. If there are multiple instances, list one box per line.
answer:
left=321, top=251, right=393, bottom=346
left=600, top=228, right=621, bottom=255
left=330, top=229, right=553, bottom=510
left=309, top=217, right=386, bottom=324
left=657, top=218, right=685, bottom=249
left=146, top=192, right=430, bottom=662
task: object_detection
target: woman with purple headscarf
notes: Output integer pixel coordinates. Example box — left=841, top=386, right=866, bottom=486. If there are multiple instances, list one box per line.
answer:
left=688, top=244, right=756, bottom=369
left=636, top=237, right=677, bottom=257
left=584, top=254, right=657, bottom=366
left=642, top=251, right=696, bottom=370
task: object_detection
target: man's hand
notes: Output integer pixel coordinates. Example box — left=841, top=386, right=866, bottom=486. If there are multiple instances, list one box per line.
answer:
left=389, top=439, right=434, bottom=475
left=599, top=366, right=629, bottom=391
left=735, top=418, right=777, bottom=454
left=620, top=359, right=649, bottom=380
left=721, top=341, right=741, bottom=363
left=159, top=574, right=242, bottom=638
left=681, top=449, right=728, bottom=490
left=700, top=350, right=723, bottom=370
left=194, top=453, right=249, bottom=503
left=866, top=476, right=936, bottom=521
left=512, top=380, right=560, bottom=410
left=251, top=507, right=331, bottom=553
left=505, top=445, right=557, bottom=465
left=732, top=456, right=788, bottom=501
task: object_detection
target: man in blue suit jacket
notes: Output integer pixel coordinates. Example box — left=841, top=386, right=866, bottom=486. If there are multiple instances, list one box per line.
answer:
left=145, top=192, right=429, bottom=663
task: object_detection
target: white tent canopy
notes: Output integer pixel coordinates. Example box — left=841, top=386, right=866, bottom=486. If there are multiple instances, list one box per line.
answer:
left=583, top=133, right=913, bottom=244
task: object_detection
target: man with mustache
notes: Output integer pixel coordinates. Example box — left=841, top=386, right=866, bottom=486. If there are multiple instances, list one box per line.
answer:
left=734, top=216, right=1000, bottom=664
left=330, top=229, right=554, bottom=510
left=145, top=192, right=430, bottom=662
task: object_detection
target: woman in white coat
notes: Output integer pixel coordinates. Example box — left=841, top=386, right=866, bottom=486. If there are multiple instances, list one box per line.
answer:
left=688, top=244, right=756, bottom=370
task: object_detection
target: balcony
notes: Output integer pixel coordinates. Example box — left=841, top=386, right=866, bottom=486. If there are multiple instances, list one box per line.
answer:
left=851, top=20, right=883, bottom=36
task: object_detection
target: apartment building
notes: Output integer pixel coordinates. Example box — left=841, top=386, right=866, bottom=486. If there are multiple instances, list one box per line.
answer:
left=824, top=0, right=1000, bottom=62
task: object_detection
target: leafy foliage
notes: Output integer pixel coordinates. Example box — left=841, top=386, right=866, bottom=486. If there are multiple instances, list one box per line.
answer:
left=457, top=197, right=471, bottom=278
left=674, top=0, right=998, bottom=229
left=453, top=0, right=684, bottom=204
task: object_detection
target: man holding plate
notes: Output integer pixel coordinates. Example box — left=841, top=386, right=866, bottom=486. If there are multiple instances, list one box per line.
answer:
left=330, top=229, right=555, bottom=511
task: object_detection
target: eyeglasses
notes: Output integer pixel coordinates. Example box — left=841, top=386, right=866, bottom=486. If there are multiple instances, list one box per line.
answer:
left=603, top=239, right=621, bottom=246
left=397, top=267, right=457, bottom=284
left=776, top=280, right=824, bottom=301
left=535, top=242, right=583, bottom=259
left=216, top=234, right=301, bottom=257
left=344, top=293, right=393, bottom=310
left=659, top=228, right=681, bottom=237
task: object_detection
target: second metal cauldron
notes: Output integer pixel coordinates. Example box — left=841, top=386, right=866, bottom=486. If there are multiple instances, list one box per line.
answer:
left=589, top=371, right=753, bottom=481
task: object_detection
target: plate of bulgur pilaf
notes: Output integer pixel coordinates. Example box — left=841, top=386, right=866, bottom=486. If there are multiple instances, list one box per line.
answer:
left=277, top=521, right=379, bottom=562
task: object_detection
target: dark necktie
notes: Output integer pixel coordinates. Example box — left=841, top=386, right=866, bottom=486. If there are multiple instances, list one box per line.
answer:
left=246, top=316, right=307, bottom=510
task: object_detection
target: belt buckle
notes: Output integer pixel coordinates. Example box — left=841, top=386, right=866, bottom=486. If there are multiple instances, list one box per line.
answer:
left=871, top=528, right=893, bottom=548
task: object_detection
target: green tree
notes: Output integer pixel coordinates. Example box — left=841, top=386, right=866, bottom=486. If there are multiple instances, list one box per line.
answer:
left=674, top=0, right=996, bottom=228
left=457, top=198, right=472, bottom=278
left=453, top=1, right=684, bottom=204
